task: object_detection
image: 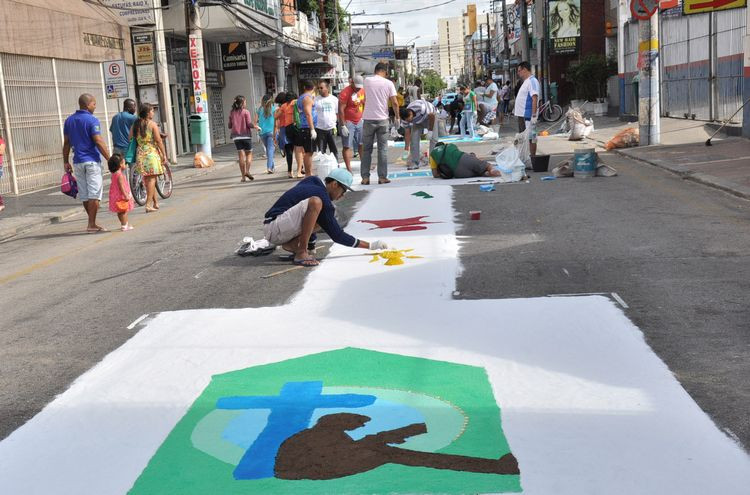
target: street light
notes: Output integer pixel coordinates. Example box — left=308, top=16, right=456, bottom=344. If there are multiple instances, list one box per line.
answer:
left=401, top=36, right=420, bottom=85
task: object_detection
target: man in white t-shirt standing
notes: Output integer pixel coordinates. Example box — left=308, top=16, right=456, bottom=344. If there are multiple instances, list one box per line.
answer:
left=513, top=61, right=540, bottom=157
left=314, top=81, right=340, bottom=160
left=481, top=75, right=498, bottom=124
left=360, top=63, right=400, bottom=185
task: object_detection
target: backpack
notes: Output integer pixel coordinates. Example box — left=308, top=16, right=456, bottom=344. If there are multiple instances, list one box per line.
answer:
left=293, top=96, right=305, bottom=131
left=61, top=172, right=78, bottom=198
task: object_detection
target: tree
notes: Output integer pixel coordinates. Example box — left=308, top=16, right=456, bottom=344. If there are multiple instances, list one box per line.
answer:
left=419, top=69, right=446, bottom=98
left=295, top=0, right=349, bottom=49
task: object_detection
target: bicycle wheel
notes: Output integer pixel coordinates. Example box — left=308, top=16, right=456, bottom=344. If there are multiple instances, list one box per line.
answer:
left=544, top=104, right=563, bottom=122
left=131, top=170, right=147, bottom=206
left=156, top=164, right=173, bottom=199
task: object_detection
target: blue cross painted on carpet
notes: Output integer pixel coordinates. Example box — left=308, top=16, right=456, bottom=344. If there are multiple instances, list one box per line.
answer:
left=216, top=381, right=376, bottom=480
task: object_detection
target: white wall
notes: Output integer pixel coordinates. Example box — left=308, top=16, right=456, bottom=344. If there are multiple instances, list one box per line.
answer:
left=222, top=59, right=265, bottom=143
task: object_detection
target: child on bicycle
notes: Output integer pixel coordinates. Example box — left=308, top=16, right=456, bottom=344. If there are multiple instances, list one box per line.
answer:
left=108, top=153, right=134, bottom=231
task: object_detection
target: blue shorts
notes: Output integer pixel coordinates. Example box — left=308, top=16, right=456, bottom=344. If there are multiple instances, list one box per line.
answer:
left=342, top=120, right=363, bottom=149
left=73, top=161, right=103, bottom=201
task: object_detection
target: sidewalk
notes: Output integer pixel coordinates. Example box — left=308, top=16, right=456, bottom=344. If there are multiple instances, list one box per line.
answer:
left=532, top=116, right=750, bottom=200
left=0, top=145, right=240, bottom=242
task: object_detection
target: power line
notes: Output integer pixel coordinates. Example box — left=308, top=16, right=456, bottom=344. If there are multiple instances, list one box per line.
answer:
left=353, top=0, right=456, bottom=16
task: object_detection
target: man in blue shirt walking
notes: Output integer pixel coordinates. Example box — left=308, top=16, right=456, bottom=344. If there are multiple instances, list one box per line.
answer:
left=62, top=93, right=111, bottom=233
left=263, top=168, right=388, bottom=267
left=109, top=99, right=136, bottom=160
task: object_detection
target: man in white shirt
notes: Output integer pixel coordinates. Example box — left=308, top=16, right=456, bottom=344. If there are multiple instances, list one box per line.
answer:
left=360, top=63, right=400, bottom=185
left=314, top=81, right=340, bottom=160
left=481, top=75, right=499, bottom=124
left=513, top=61, right=540, bottom=157
left=407, top=79, right=421, bottom=104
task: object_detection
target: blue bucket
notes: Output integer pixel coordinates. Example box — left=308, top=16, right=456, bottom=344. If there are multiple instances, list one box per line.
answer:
left=573, top=148, right=597, bottom=178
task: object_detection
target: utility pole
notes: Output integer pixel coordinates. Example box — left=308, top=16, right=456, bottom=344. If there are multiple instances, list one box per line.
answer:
left=348, top=13, right=354, bottom=77
left=638, top=11, right=660, bottom=145
left=153, top=0, right=177, bottom=163
left=416, top=46, right=420, bottom=76
left=186, top=0, right=211, bottom=157
left=486, top=12, right=491, bottom=73
left=501, top=0, right=510, bottom=82
left=276, top=0, right=286, bottom=92
left=319, top=0, right=328, bottom=56
left=520, top=0, right=529, bottom=63
left=333, top=0, right=341, bottom=53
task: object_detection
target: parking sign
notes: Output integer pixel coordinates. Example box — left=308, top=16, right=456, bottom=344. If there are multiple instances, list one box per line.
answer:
left=103, top=59, right=129, bottom=99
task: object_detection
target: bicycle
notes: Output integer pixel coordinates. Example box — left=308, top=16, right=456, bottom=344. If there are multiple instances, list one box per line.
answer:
left=130, top=162, right=173, bottom=206
left=538, top=99, right=563, bottom=123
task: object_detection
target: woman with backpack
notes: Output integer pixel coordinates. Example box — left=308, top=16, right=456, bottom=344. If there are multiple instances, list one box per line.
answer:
left=228, top=95, right=256, bottom=182
left=256, top=94, right=277, bottom=174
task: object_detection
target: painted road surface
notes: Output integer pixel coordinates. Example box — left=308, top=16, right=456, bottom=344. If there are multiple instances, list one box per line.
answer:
left=0, top=183, right=749, bottom=494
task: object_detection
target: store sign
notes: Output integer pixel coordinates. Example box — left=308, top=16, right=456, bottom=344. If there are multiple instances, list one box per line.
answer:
left=298, top=65, right=336, bottom=80
left=103, top=59, right=129, bottom=99
left=221, top=42, right=248, bottom=70
left=136, top=64, right=157, bottom=85
left=683, top=0, right=745, bottom=14
left=549, top=0, right=580, bottom=54
left=98, top=0, right=155, bottom=26
left=205, top=70, right=225, bottom=88
left=189, top=34, right=208, bottom=114
left=83, top=33, right=124, bottom=50
left=133, top=33, right=155, bottom=65
left=371, top=46, right=395, bottom=60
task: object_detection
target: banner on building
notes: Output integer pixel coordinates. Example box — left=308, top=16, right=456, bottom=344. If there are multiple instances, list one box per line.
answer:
left=370, top=46, right=396, bottom=60
left=99, top=0, right=155, bottom=26
left=221, top=43, right=249, bottom=71
left=103, top=60, right=129, bottom=99
left=683, top=0, right=745, bottom=15
left=549, top=0, right=580, bottom=55
left=190, top=34, right=208, bottom=114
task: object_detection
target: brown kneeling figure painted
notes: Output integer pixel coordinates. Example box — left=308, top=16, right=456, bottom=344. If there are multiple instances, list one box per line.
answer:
left=274, top=413, right=520, bottom=480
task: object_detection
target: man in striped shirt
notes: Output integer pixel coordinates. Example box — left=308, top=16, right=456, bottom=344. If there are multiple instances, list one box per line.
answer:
left=400, top=99, right=436, bottom=170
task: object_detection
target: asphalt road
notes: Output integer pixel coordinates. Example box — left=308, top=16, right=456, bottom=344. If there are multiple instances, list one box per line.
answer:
left=1, top=142, right=748, bottom=454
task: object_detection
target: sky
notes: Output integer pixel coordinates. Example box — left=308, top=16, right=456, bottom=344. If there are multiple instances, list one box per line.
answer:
left=345, top=0, right=495, bottom=46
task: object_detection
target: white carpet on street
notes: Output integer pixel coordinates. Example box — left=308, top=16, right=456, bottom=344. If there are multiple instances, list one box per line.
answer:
left=0, top=184, right=748, bottom=494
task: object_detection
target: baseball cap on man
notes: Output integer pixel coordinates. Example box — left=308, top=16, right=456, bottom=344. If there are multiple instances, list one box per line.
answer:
left=326, top=168, right=353, bottom=191
left=352, top=75, right=364, bottom=88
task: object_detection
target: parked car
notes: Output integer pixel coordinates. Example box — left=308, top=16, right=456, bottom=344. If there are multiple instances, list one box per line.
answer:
left=441, top=92, right=457, bottom=107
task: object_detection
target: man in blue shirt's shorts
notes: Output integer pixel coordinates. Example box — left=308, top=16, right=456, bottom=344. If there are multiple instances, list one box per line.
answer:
left=63, top=93, right=111, bottom=233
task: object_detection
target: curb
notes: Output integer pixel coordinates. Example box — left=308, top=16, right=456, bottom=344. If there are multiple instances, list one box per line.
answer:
left=614, top=148, right=750, bottom=201
left=0, top=158, right=237, bottom=243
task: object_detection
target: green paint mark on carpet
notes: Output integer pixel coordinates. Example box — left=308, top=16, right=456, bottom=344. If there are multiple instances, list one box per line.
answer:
left=129, top=348, right=521, bottom=494
left=412, top=191, right=435, bottom=199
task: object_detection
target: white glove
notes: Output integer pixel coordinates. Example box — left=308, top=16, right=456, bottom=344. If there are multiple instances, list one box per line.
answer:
left=310, top=129, right=318, bottom=141
left=340, top=125, right=349, bottom=138
left=530, top=116, right=538, bottom=126
left=369, top=240, right=388, bottom=251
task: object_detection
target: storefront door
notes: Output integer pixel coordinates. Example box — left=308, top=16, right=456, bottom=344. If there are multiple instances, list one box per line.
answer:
left=171, top=85, right=191, bottom=155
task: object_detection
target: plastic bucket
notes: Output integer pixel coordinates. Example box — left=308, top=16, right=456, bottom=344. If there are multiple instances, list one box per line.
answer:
left=531, top=154, right=550, bottom=172
left=573, top=148, right=597, bottom=178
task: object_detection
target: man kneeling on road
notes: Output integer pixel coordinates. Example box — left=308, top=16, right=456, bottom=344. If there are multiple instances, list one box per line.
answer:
left=263, top=168, right=388, bottom=267
left=429, top=142, right=501, bottom=179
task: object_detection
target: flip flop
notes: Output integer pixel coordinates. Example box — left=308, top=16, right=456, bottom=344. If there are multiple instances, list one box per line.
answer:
left=292, top=257, right=319, bottom=267
left=86, top=227, right=108, bottom=233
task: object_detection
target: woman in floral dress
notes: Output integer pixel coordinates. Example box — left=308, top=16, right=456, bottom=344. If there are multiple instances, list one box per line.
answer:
left=130, top=103, right=167, bottom=212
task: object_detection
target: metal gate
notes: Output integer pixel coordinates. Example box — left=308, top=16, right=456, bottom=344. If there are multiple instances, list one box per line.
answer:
left=623, top=21, right=639, bottom=116
left=0, top=53, right=135, bottom=195
left=209, top=87, right=226, bottom=147
left=715, top=8, right=746, bottom=123
left=659, top=10, right=745, bottom=122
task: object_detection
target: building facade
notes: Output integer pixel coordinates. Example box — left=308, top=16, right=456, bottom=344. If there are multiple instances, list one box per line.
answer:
left=0, top=0, right=134, bottom=195
left=415, top=41, right=441, bottom=74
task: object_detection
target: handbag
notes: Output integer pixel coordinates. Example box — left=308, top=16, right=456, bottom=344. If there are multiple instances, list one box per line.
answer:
left=115, top=199, right=130, bottom=213
left=61, top=172, right=78, bottom=198
left=125, top=137, right=137, bottom=164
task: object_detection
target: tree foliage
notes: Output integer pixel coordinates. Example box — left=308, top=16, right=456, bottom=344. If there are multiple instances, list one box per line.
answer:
left=295, top=0, right=349, bottom=48
left=567, top=54, right=617, bottom=101
left=419, top=69, right=446, bottom=98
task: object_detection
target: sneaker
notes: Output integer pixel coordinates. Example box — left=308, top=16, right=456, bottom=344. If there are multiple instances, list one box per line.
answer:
left=121, top=224, right=134, bottom=231
left=406, top=164, right=420, bottom=170
left=378, top=178, right=391, bottom=184
left=361, top=178, right=370, bottom=185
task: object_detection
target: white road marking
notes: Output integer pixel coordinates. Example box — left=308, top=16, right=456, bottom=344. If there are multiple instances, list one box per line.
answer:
left=562, top=268, right=570, bottom=277
left=611, top=292, right=629, bottom=309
